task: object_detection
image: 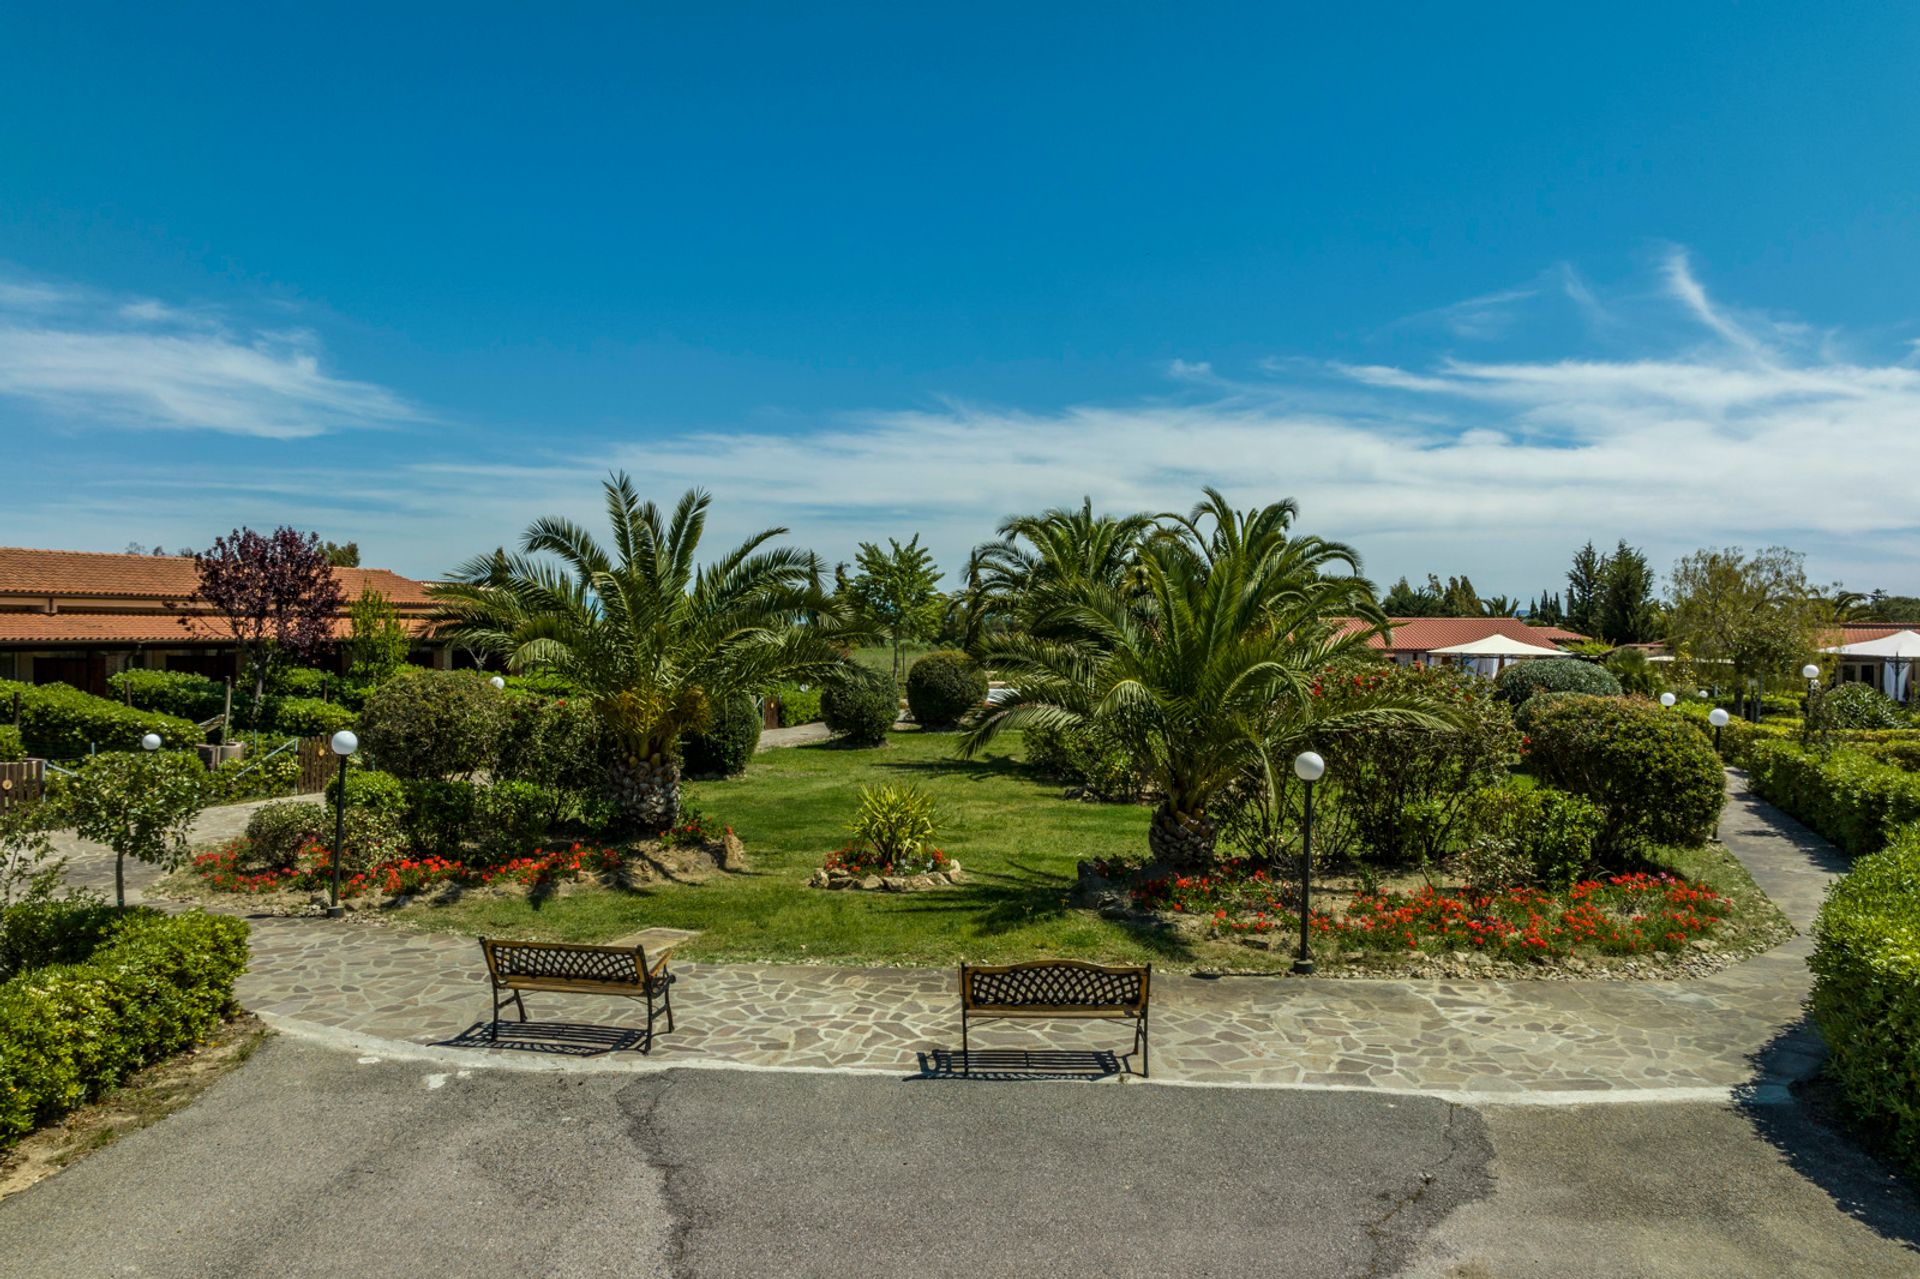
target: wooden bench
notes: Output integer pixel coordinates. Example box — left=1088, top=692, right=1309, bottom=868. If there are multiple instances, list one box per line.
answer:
left=478, top=937, right=676, bottom=1050
left=958, top=960, right=1152, bottom=1076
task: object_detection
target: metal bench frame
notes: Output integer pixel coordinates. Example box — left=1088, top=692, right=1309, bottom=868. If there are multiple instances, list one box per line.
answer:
left=958, top=959, right=1151, bottom=1076
left=478, top=937, right=676, bottom=1051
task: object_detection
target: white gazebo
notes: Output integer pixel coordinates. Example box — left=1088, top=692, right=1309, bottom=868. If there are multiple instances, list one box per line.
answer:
left=1822, top=629, right=1920, bottom=703
left=1427, top=634, right=1574, bottom=679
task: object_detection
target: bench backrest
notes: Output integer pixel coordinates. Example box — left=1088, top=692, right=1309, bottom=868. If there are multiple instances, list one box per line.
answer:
left=960, top=960, right=1150, bottom=1013
left=481, top=937, right=649, bottom=987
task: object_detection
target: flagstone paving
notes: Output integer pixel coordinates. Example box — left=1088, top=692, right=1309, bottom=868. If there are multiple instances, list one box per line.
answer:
left=55, top=773, right=1836, bottom=1099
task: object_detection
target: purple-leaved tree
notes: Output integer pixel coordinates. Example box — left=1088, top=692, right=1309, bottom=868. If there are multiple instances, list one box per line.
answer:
left=193, top=527, right=346, bottom=726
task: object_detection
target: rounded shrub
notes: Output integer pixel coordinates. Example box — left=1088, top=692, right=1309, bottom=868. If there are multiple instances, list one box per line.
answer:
left=822, top=667, right=896, bottom=747
left=682, top=693, right=762, bottom=778
left=772, top=684, right=823, bottom=726
left=905, top=651, right=987, bottom=728
left=321, top=769, right=411, bottom=866
left=1823, top=682, right=1910, bottom=730
left=1493, top=659, right=1621, bottom=707
left=357, top=671, right=507, bottom=780
left=1811, top=824, right=1920, bottom=1176
left=399, top=779, right=479, bottom=857
left=244, top=800, right=325, bottom=870
left=1522, top=694, right=1724, bottom=857
left=272, top=697, right=356, bottom=738
left=473, top=780, right=556, bottom=862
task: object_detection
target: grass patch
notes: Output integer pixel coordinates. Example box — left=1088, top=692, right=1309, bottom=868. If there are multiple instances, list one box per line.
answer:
left=0, top=1013, right=269, bottom=1202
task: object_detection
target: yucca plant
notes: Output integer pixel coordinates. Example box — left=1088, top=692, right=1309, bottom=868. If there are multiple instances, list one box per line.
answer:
left=430, top=474, right=870, bottom=832
left=963, top=489, right=1459, bottom=868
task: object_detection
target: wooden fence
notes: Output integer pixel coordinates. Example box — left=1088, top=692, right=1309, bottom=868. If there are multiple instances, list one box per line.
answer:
left=0, top=759, right=46, bottom=814
left=294, top=737, right=336, bottom=795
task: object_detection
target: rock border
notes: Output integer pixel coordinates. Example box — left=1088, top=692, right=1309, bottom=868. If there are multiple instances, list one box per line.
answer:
left=807, top=861, right=965, bottom=893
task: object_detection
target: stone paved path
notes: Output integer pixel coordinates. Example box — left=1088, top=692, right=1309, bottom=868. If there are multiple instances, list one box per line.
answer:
left=54, top=774, right=1838, bottom=1100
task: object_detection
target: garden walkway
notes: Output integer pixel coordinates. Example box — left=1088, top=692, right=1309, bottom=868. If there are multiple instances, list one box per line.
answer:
left=56, top=776, right=1836, bottom=1103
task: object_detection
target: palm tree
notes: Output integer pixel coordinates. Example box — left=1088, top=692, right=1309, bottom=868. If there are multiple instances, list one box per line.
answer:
left=962, top=489, right=1455, bottom=868
left=960, top=497, right=1154, bottom=649
left=431, top=475, right=868, bottom=831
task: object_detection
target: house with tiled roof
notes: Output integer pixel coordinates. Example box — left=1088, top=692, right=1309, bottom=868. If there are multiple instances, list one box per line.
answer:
left=0, top=547, right=444, bottom=694
left=1337, top=616, right=1590, bottom=669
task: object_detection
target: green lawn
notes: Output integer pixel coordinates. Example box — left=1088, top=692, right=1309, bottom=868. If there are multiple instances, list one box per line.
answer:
left=399, top=728, right=1208, bottom=968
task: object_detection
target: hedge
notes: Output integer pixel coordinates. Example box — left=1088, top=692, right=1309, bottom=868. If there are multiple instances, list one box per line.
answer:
left=1742, top=740, right=1920, bottom=857
left=905, top=651, right=987, bottom=728
left=271, top=696, right=356, bottom=738
left=0, top=724, right=21, bottom=762
left=682, top=693, right=762, bottom=778
left=0, top=679, right=203, bottom=759
left=1493, top=658, right=1621, bottom=706
left=107, top=669, right=227, bottom=721
left=1810, top=824, right=1920, bottom=1176
left=772, top=684, right=824, bottom=727
left=1522, top=694, right=1723, bottom=856
left=0, top=905, right=249, bottom=1151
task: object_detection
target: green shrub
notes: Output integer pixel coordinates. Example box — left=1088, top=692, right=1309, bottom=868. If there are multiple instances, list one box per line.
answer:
left=1822, top=682, right=1911, bottom=730
left=269, top=666, right=330, bottom=699
left=472, top=781, right=555, bottom=862
left=206, top=747, right=300, bottom=804
left=682, top=693, right=762, bottom=778
left=106, top=669, right=226, bottom=721
left=0, top=679, right=202, bottom=759
left=0, top=725, right=21, bottom=762
left=772, top=683, right=824, bottom=726
left=1810, top=824, right=1920, bottom=1176
left=821, top=667, right=896, bottom=747
left=244, top=800, right=325, bottom=870
left=0, top=900, right=122, bottom=982
left=495, top=692, right=601, bottom=815
left=0, top=905, right=248, bottom=1152
left=358, top=671, right=506, bottom=780
left=1523, top=695, right=1723, bottom=857
left=1743, top=740, right=1920, bottom=857
left=401, top=779, right=479, bottom=856
left=1463, top=784, right=1604, bottom=887
left=905, top=651, right=987, bottom=728
left=1858, top=737, right=1920, bottom=773
left=849, top=783, right=938, bottom=862
left=1021, top=720, right=1145, bottom=802
left=1493, top=659, right=1622, bottom=706
left=271, top=696, right=356, bottom=738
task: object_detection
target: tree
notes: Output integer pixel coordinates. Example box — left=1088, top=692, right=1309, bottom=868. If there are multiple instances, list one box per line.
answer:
left=961, top=498, right=1154, bottom=646
left=1595, top=540, right=1658, bottom=644
left=1479, top=594, right=1521, bottom=618
left=60, top=750, right=207, bottom=907
left=847, top=535, right=943, bottom=682
left=1565, top=542, right=1606, bottom=637
left=344, top=586, right=413, bottom=683
left=321, top=540, right=362, bottom=567
left=1529, top=590, right=1565, bottom=626
left=1668, top=546, right=1820, bottom=720
left=1381, top=576, right=1439, bottom=617
left=0, top=802, right=64, bottom=910
left=962, top=488, right=1454, bottom=869
left=193, top=528, right=345, bottom=725
left=430, top=475, right=870, bottom=831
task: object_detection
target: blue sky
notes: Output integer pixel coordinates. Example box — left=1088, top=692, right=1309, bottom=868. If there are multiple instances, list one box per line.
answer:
left=3, top=4, right=1919, bottom=596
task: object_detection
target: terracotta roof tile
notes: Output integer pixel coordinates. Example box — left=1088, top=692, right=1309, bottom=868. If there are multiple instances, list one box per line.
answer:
left=0, top=612, right=434, bottom=646
left=0, top=547, right=435, bottom=606
left=1339, top=616, right=1588, bottom=652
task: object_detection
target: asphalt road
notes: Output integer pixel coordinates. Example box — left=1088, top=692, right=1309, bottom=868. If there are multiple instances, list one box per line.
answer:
left=1, top=1038, right=1915, bottom=1278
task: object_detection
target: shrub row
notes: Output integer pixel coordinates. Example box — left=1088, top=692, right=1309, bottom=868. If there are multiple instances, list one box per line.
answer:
left=1742, top=739, right=1920, bottom=857
left=1811, top=823, right=1920, bottom=1177
left=0, top=905, right=249, bottom=1151
left=0, top=679, right=202, bottom=759
left=772, top=684, right=824, bottom=727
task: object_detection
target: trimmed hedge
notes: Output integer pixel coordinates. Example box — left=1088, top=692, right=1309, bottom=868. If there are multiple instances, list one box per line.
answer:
left=0, top=905, right=249, bottom=1151
left=1523, top=695, right=1724, bottom=856
left=0, top=679, right=202, bottom=759
left=905, top=651, right=987, bottom=728
left=682, top=693, right=762, bottom=778
left=1743, top=740, right=1920, bottom=857
left=772, top=684, right=824, bottom=727
left=822, top=667, right=896, bottom=747
left=0, top=724, right=21, bottom=762
left=271, top=696, right=356, bottom=738
left=1493, top=659, right=1622, bottom=707
left=358, top=671, right=506, bottom=780
left=1810, top=824, right=1920, bottom=1176
left=107, top=669, right=226, bottom=721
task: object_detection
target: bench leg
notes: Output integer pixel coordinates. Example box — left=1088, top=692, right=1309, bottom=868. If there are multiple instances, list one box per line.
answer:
left=513, top=990, right=528, bottom=1022
left=962, top=1012, right=970, bottom=1075
left=1136, top=1012, right=1149, bottom=1079
left=662, top=980, right=675, bottom=1034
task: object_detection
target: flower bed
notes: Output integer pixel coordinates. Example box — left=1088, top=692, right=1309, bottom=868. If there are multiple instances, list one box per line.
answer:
left=191, top=836, right=690, bottom=900
left=809, top=843, right=962, bottom=891
left=1107, top=860, right=1733, bottom=962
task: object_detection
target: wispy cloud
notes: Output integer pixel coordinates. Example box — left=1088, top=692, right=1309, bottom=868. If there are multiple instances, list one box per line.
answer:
left=0, top=274, right=424, bottom=438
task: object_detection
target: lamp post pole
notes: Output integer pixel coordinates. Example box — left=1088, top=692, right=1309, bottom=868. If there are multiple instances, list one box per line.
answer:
left=1292, top=751, right=1325, bottom=976
left=327, top=730, right=359, bottom=919
left=1801, top=663, right=1821, bottom=749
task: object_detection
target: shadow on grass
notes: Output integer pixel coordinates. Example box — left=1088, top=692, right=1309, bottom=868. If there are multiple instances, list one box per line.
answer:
left=889, top=857, right=1198, bottom=961
left=1738, top=1016, right=1920, bottom=1253
left=865, top=749, right=1030, bottom=785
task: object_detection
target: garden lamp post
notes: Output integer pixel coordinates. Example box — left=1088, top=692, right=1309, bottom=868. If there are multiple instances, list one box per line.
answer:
left=488, top=675, right=506, bottom=690
left=140, top=733, right=161, bottom=751
left=1801, top=663, right=1822, bottom=748
left=1292, top=750, right=1326, bottom=976
left=327, top=729, right=359, bottom=919
left=1658, top=692, right=1676, bottom=709
left=1708, top=706, right=1731, bottom=755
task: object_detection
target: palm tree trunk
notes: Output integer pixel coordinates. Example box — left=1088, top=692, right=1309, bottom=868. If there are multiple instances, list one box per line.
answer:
left=607, top=753, right=682, bottom=833
left=1147, top=801, right=1217, bottom=870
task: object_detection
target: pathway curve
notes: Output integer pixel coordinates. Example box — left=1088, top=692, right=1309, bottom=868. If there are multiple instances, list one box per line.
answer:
left=54, top=774, right=1838, bottom=1101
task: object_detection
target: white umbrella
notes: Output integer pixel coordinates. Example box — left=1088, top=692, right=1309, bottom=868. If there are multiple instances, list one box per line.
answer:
left=1822, top=629, right=1920, bottom=702
left=1427, top=633, right=1573, bottom=677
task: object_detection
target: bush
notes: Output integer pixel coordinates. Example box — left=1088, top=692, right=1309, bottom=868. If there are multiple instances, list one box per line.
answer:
left=1523, top=695, right=1724, bottom=857
left=821, top=667, right=896, bottom=747
left=1858, top=737, right=1920, bottom=773
left=472, top=781, right=556, bottom=862
left=905, top=651, right=987, bottom=728
left=0, top=905, right=248, bottom=1152
left=205, top=746, right=300, bottom=804
left=682, top=693, right=762, bottom=778
left=358, top=671, right=507, bottom=780
left=0, top=679, right=202, bottom=759
left=1462, top=785, right=1605, bottom=887
left=0, top=725, right=21, bottom=762
left=1021, top=720, right=1146, bottom=802
left=271, top=696, right=356, bottom=738
left=244, top=800, right=325, bottom=870
left=401, top=779, right=479, bottom=857
left=1822, top=683, right=1911, bottom=730
left=1493, top=659, right=1622, bottom=706
left=1810, top=824, right=1920, bottom=1176
left=772, top=684, right=824, bottom=727
left=1743, top=740, right=1920, bottom=857
left=269, top=666, right=329, bottom=699
left=496, top=692, right=601, bottom=796
left=106, top=669, right=226, bottom=721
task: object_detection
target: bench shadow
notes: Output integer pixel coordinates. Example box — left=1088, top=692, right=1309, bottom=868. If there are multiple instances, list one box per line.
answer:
left=437, top=1019, right=657, bottom=1058
left=911, top=1048, right=1130, bottom=1081
left=1737, top=1017, right=1920, bottom=1253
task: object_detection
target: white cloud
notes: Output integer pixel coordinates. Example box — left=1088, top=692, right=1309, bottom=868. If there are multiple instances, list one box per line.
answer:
left=0, top=275, right=423, bottom=438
